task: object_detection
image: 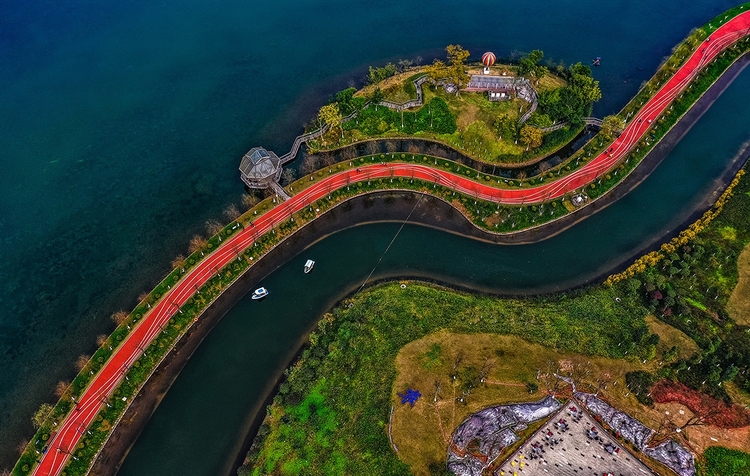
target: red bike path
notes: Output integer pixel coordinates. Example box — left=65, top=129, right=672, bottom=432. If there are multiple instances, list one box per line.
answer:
left=31, top=10, right=750, bottom=476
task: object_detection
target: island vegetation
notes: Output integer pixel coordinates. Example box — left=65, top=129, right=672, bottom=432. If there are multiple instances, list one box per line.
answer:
left=306, top=45, right=601, bottom=165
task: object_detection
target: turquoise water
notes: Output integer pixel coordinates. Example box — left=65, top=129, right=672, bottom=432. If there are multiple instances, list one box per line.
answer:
left=0, top=0, right=743, bottom=471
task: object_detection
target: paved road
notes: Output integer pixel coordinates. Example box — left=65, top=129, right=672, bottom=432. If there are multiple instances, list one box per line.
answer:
left=31, top=9, right=750, bottom=476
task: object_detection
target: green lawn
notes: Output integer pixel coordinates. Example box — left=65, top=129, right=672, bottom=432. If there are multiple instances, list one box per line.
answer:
left=699, top=446, right=750, bottom=476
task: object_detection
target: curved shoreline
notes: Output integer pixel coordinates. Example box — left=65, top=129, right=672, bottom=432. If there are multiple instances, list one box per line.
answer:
left=87, top=53, right=750, bottom=476
left=19, top=8, right=750, bottom=476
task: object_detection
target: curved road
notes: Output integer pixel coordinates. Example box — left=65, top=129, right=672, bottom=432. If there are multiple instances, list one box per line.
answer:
left=30, top=9, right=750, bottom=476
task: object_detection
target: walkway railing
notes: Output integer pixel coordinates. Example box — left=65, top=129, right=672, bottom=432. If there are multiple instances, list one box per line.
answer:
left=279, top=75, right=429, bottom=164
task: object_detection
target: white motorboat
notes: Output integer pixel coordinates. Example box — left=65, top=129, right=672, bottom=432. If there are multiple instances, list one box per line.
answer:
left=251, top=287, right=268, bottom=300
left=304, top=259, right=315, bottom=274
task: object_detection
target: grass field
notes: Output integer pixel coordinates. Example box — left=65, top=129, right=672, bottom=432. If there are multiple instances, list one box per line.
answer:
left=391, top=332, right=655, bottom=475
left=699, top=446, right=750, bottom=475
left=727, top=244, right=750, bottom=325
left=644, top=314, right=700, bottom=360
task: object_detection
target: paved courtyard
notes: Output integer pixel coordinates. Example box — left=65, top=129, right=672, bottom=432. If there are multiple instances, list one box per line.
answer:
left=494, top=402, right=655, bottom=476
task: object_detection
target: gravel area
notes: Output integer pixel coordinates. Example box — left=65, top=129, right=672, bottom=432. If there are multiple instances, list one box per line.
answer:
left=448, top=396, right=562, bottom=476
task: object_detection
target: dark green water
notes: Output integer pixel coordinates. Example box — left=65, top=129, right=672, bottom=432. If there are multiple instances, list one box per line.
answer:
left=0, top=0, right=746, bottom=472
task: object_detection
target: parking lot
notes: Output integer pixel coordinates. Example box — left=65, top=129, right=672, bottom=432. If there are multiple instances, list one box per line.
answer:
left=494, top=402, right=655, bottom=476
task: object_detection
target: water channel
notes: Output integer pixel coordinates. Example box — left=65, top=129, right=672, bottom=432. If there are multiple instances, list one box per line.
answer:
left=117, top=58, right=750, bottom=475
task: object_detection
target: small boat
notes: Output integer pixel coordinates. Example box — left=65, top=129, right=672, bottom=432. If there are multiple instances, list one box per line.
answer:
left=251, top=287, right=268, bottom=300
left=304, top=259, right=315, bottom=274
left=592, top=56, right=601, bottom=67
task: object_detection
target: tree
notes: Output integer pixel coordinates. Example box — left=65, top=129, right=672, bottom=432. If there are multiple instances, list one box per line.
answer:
left=397, top=59, right=413, bottom=72
left=241, top=194, right=259, bottom=210
left=335, top=87, right=357, bottom=115
left=281, top=167, right=296, bottom=185
left=446, top=44, right=470, bottom=66
left=538, top=62, right=601, bottom=124
left=445, top=44, right=471, bottom=92
left=367, top=63, right=396, bottom=84
left=300, top=155, right=318, bottom=175
left=520, top=125, right=543, bottom=150
left=569, top=63, right=602, bottom=103
left=318, top=103, right=343, bottom=143
left=54, top=380, right=71, bottom=398
left=171, top=254, right=186, bottom=272
left=75, top=354, right=91, bottom=372
left=223, top=204, right=240, bottom=221
left=370, top=87, right=384, bottom=108
left=96, top=334, right=108, bottom=346
left=189, top=235, right=207, bottom=253
left=425, top=59, right=449, bottom=82
left=600, top=115, right=625, bottom=139
left=110, top=310, right=128, bottom=325
left=450, top=351, right=464, bottom=382
left=16, top=439, right=29, bottom=456
left=205, top=219, right=223, bottom=236
left=32, top=403, right=54, bottom=429
left=494, top=116, right=519, bottom=141
left=518, top=49, right=544, bottom=77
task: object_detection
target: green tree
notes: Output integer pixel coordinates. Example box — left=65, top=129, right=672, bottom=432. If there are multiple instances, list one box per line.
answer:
left=520, top=125, right=543, bottom=149
left=367, top=63, right=396, bottom=84
left=335, top=87, right=357, bottom=115
left=625, top=371, right=656, bottom=406
left=600, top=115, right=625, bottom=138
left=493, top=115, right=519, bottom=141
left=370, top=87, right=384, bottom=111
left=518, top=49, right=544, bottom=77
left=569, top=63, right=602, bottom=103
left=538, top=62, right=601, bottom=124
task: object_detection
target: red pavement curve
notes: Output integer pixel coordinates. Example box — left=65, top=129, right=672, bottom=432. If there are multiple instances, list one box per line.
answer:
left=31, top=10, right=750, bottom=476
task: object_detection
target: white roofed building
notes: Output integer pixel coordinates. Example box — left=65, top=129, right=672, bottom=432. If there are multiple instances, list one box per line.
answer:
left=239, top=147, right=282, bottom=189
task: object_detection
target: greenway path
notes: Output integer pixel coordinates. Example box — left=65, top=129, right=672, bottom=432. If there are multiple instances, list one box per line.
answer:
left=31, top=10, right=750, bottom=476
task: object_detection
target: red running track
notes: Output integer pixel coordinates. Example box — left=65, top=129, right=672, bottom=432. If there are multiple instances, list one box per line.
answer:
left=31, top=10, right=750, bottom=476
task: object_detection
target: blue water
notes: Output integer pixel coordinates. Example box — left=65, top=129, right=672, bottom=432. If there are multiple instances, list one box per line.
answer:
left=0, top=0, right=742, bottom=470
